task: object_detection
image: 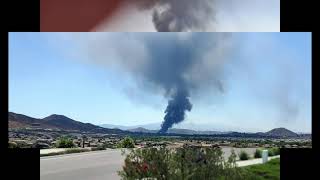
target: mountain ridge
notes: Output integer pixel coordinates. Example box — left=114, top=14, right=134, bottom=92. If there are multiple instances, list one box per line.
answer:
left=9, top=112, right=307, bottom=137
left=8, top=112, right=124, bottom=134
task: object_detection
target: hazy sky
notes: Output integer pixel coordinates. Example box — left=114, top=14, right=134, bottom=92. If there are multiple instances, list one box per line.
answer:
left=96, top=0, right=280, bottom=32
left=9, top=32, right=311, bottom=133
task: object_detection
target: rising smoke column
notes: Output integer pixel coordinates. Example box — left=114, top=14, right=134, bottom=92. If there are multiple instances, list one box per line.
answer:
left=134, top=0, right=216, bottom=31
left=56, top=33, right=308, bottom=133
left=77, top=33, right=232, bottom=133
left=159, top=88, right=192, bottom=133
left=139, top=34, right=228, bottom=133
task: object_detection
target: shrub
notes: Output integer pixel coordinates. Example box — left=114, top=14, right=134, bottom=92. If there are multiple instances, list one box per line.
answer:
left=239, top=150, right=250, bottom=160
left=118, top=147, right=251, bottom=180
left=103, top=143, right=116, bottom=149
left=254, top=149, right=262, bottom=158
left=267, top=148, right=279, bottom=156
left=8, top=141, right=17, bottom=148
left=65, top=148, right=90, bottom=154
left=272, top=147, right=280, bottom=156
left=227, top=149, right=237, bottom=168
left=40, top=152, right=64, bottom=157
left=91, top=145, right=106, bottom=151
left=117, top=137, right=135, bottom=148
left=55, top=137, right=75, bottom=148
left=10, top=140, right=31, bottom=148
left=268, top=149, right=275, bottom=156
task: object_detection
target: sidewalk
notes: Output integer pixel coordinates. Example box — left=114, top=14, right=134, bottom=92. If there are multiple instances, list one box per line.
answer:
left=40, top=148, right=91, bottom=155
left=236, top=155, right=280, bottom=167
left=40, top=148, right=67, bottom=155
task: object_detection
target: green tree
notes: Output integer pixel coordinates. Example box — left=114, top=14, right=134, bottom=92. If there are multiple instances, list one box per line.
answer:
left=55, top=136, right=75, bottom=148
left=118, top=137, right=135, bottom=148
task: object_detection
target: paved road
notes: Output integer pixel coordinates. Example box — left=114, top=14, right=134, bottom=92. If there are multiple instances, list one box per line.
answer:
left=237, top=155, right=280, bottom=167
left=220, top=147, right=257, bottom=160
left=41, top=150, right=126, bottom=180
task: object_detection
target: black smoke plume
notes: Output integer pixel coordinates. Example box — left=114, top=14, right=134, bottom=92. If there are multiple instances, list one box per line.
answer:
left=78, top=33, right=232, bottom=133
left=134, top=0, right=216, bottom=32
left=63, top=33, right=308, bottom=132
left=159, top=89, right=192, bottom=133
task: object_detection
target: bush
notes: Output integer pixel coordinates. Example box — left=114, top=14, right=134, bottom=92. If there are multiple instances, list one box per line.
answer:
left=65, top=148, right=90, bottom=154
left=40, top=152, right=65, bottom=157
left=55, top=137, right=75, bottom=148
left=117, top=137, right=135, bottom=148
left=105, top=143, right=116, bottom=149
left=118, top=147, right=251, bottom=180
left=91, top=145, right=106, bottom=151
left=272, top=147, right=280, bottom=156
left=239, top=150, right=250, bottom=160
left=228, top=149, right=237, bottom=166
left=10, top=140, right=31, bottom=148
left=268, top=149, right=275, bottom=156
left=8, top=141, right=17, bottom=148
left=254, top=149, right=262, bottom=158
left=267, top=147, right=280, bottom=157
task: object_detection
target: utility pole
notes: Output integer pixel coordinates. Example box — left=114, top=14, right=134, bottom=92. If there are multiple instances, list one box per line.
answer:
left=82, top=135, right=86, bottom=148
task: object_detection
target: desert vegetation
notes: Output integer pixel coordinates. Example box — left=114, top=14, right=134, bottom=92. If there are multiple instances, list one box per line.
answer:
left=254, top=149, right=262, bottom=158
left=55, top=136, right=75, bottom=148
left=117, top=137, right=135, bottom=148
left=239, top=150, right=250, bottom=160
left=118, top=146, right=263, bottom=180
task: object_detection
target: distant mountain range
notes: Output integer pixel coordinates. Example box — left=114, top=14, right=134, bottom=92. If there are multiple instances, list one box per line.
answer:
left=8, top=112, right=124, bottom=134
left=127, top=127, right=229, bottom=135
left=99, top=122, right=251, bottom=132
left=9, top=112, right=309, bottom=138
left=99, top=123, right=161, bottom=130
left=99, top=123, right=305, bottom=137
left=126, top=127, right=302, bottom=137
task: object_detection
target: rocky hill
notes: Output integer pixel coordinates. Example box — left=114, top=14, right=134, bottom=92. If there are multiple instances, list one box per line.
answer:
left=8, top=112, right=124, bottom=134
left=265, top=127, right=298, bottom=137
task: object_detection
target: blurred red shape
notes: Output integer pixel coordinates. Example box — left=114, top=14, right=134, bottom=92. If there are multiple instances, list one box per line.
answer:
left=40, top=0, right=124, bottom=32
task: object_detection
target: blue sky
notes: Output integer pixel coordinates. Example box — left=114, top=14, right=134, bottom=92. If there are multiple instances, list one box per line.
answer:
left=9, top=32, right=311, bottom=133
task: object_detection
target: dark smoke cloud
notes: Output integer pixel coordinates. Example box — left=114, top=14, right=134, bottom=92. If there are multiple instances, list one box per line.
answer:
left=61, top=33, right=308, bottom=132
left=77, top=33, right=233, bottom=132
left=134, top=0, right=216, bottom=31
left=160, top=89, right=192, bottom=133
left=135, top=33, right=231, bottom=132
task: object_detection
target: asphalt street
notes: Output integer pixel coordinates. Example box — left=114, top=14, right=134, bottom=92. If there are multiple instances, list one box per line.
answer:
left=41, top=149, right=125, bottom=180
